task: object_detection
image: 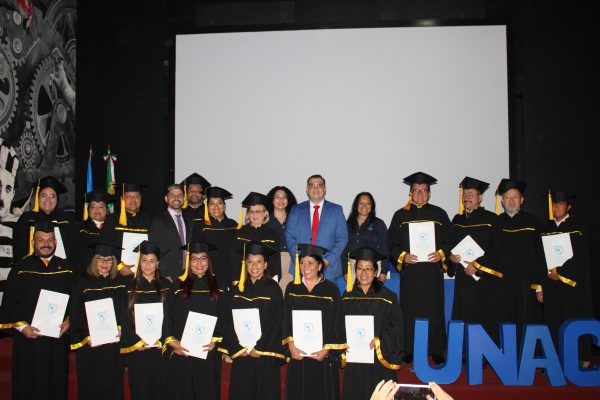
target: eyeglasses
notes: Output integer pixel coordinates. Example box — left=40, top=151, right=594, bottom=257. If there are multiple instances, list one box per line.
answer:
left=248, top=210, right=265, bottom=214
left=411, top=189, right=429, bottom=194
left=356, top=266, right=375, bottom=274
left=97, top=257, right=113, bottom=264
left=308, top=183, right=324, bottom=189
left=190, top=256, right=209, bottom=263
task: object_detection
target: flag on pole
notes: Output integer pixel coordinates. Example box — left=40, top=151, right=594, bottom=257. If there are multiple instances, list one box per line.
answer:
left=84, top=146, right=94, bottom=220
left=103, top=146, right=118, bottom=213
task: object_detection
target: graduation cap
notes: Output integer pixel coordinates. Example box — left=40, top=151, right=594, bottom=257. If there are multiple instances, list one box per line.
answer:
left=202, top=187, right=240, bottom=228
left=178, top=241, right=217, bottom=281
left=346, top=246, right=386, bottom=292
left=458, top=177, right=490, bottom=215
left=237, top=241, right=277, bottom=292
left=31, top=176, right=67, bottom=213
left=545, top=190, right=577, bottom=221
left=241, top=192, right=269, bottom=208
left=131, top=240, right=162, bottom=278
left=401, top=172, right=437, bottom=211
left=115, top=183, right=146, bottom=227
left=83, top=190, right=116, bottom=221
left=495, top=179, right=527, bottom=215
left=26, top=221, right=59, bottom=256
left=293, top=243, right=328, bottom=285
left=88, top=242, right=122, bottom=257
left=181, top=173, right=211, bottom=209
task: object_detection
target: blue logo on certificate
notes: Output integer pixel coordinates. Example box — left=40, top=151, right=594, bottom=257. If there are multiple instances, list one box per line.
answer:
left=465, top=249, right=475, bottom=258
left=146, top=315, right=156, bottom=325
left=48, top=303, right=57, bottom=313
left=553, top=245, right=563, bottom=256
left=304, top=322, right=313, bottom=333
left=97, top=311, right=106, bottom=321
left=196, top=325, right=205, bottom=335
left=419, top=232, right=428, bottom=241
left=243, top=320, right=252, bottom=331
left=357, top=327, right=365, bottom=338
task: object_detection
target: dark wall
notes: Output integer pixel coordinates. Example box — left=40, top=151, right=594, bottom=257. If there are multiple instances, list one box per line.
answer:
left=76, top=0, right=600, bottom=311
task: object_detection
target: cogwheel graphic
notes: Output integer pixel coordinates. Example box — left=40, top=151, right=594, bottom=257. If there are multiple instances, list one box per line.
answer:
left=16, top=122, right=41, bottom=182
left=46, top=0, right=76, bottom=78
left=0, top=42, right=18, bottom=134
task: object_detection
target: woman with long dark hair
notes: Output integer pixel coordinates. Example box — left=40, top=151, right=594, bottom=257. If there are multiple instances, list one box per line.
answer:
left=120, top=241, right=171, bottom=400
left=344, top=192, right=389, bottom=282
left=266, top=186, right=298, bottom=292
left=165, top=242, right=228, bottom=400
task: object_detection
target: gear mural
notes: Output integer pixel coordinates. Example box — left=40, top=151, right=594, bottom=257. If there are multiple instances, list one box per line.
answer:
left=0, top=0, right=76, bottom=219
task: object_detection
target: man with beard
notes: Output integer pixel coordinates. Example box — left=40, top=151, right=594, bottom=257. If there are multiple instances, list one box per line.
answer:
left=181, top=173, right=211, bottom=221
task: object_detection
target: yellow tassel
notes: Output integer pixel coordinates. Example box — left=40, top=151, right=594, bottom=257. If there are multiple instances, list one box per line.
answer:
left=83, top=193, right=89, bottom=221
left=236, top=207, right=243, bottom=230
left=119, top=184, right=127, bottom=226
left=548, top=191, right=554, bottom=221
left=402, top=193, right=412, bottom=211
left=182, top=181, right=188, bottom=209
left=459, top=186, right=464, bottom=215
left=495, top=191, right=501, bottom=215
left=293, top=246, right=301, bottom=285
left=204, top=200, right=211, bottom=225
left=238, top=244, right=246, bottom=292
left=28, top=226, right=34, bottom=256
left=134, top=244, right=141, bottom=278
left=346, top=254, right=354, bottom=293
left=179, top=249, right=190, bottom=281
left=32, top=180, right=40, bottom=212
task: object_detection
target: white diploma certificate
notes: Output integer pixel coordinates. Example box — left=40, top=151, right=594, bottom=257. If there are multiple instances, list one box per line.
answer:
left=31, top=289, right=69, bottom=338
left=408, top=221, right=436, bottom=261
left=85, top=298, right=119, bottom=347
left=134, top=302, right=163, bottom=346
left=121, top=232, right=148, bottom=271
left=232, top=308, right=262, bottom=351
left=451, top=235, right=485, bottom=281
left=292, top=310, right=323, bottom=355
left=180, top=311, right=218, bottom=359
left=345, top=315, right=374, bottom=364
left=542, top=233, right=573, bottom=270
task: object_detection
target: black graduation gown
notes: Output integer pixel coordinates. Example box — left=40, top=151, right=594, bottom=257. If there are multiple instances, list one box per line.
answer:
left=387, top=202, right=450, bottom=356
left=223, top=278, right=284, bottom=400
left=166, top=276, right=229, bottom=400
left=13, top=209, right=75, bottom=263
left=230, top=224, right=281, bottom=282
left=106, top=211, right=151, bottom=265
left=70, top=274, right=127, bottom=400
left=283, top=279, right=345, bottom=400
left=0, top=255, right=74, bottom=400
left=540, top=217, right=594, bottom=360
left=341, top=283, right=403, bottom=400
left=191, top=216, right=238, bottom=286
left=120, top=276, right=172, bottom=400
left=497, top=211, right=545, bottom=340
left=182, top=204, right=205, bottom=221
left=448, top=207, right=504, bottom=344
left=75, top=219, right=116, bottom=277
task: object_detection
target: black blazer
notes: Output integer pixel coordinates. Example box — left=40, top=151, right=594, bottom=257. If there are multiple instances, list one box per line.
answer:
left=148, top=211, right=193, bottom=280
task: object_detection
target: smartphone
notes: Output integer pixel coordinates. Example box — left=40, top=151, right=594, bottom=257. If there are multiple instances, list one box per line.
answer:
left=394, top=383, right=435, bottom=400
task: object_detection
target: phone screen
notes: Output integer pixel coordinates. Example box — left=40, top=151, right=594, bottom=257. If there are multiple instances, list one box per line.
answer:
left=394, top=383, right=435, bottom=400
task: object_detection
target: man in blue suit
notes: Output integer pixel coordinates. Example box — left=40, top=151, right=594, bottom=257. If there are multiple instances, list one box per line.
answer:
left=285, top=174, right=348, bottom=283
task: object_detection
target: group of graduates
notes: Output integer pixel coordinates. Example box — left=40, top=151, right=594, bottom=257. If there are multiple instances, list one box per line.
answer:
left=0, top=170, right=595, bottom=400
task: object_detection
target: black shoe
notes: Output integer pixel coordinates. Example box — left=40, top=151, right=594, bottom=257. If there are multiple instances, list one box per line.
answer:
left=431, top=354, right=445, bottom=365
left=403, top=354, right=413, bottom=364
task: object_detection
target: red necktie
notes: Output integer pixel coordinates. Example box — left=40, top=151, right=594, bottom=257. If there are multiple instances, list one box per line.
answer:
left=311, top=205, right=320, bottom=244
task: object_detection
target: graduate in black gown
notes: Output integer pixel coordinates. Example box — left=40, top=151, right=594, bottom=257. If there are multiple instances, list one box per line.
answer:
left=539, top=190, right=594, bottom=367
left=70, top=243, right=126, bottom=400
left=13, top=176, right=75, bottom=263
left=387, top=172, right=451, bottom=364
left=222, top=241, right=284, bottom=400
left=283, top=244, right=345, bottom=400
left=165, top=241, right=228, bottom=400
left=191, top=186, right=239, bottom=287
left=447, top=177, right=504, bottom=345
left=120, top=241, right=171, bottom=400
left=341, top=246, right=403, bottom=400
left=496, top=179, right=545, bottom=341
left=181, top=172, right=211, bottom=221
left=75, top=190, right=117, bottom=277
left=231, top=192, right=281, bottom=283
left=0, top=222, right=74, bottom=400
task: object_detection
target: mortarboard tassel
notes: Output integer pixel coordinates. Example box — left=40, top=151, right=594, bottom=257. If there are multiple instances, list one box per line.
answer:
left=32, top=180, right=40, bottom=212
left=179, top=247, right=190, bottom=281
left=119, top=184, right=127, bottom=226
left=182, top=181, right=188, bottom=209
left=458, top=186, right=464, bottom=215
left=402, top=193, right=412, bottom=211
left=236, top=207, right=243, bottom=230
left=548, top=190, right=554, bottom=221
left=495, top=191, right=501, bottom=215
left=293, top=245, right=301, bottom=285
left=133, top=244, right=141, bottom=278
left=27, top=226, right=34, bottom=256
left=238, top=244, right=246, bottom=292
left=204, top=200, right=211, bottom=226
left=83, top=193, right=89, bottom=221
left=346, top=253, right=354, bottom=293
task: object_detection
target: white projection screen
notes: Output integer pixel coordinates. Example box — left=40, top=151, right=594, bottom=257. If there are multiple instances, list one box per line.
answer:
left=175, top=25, right=509, bottom=225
